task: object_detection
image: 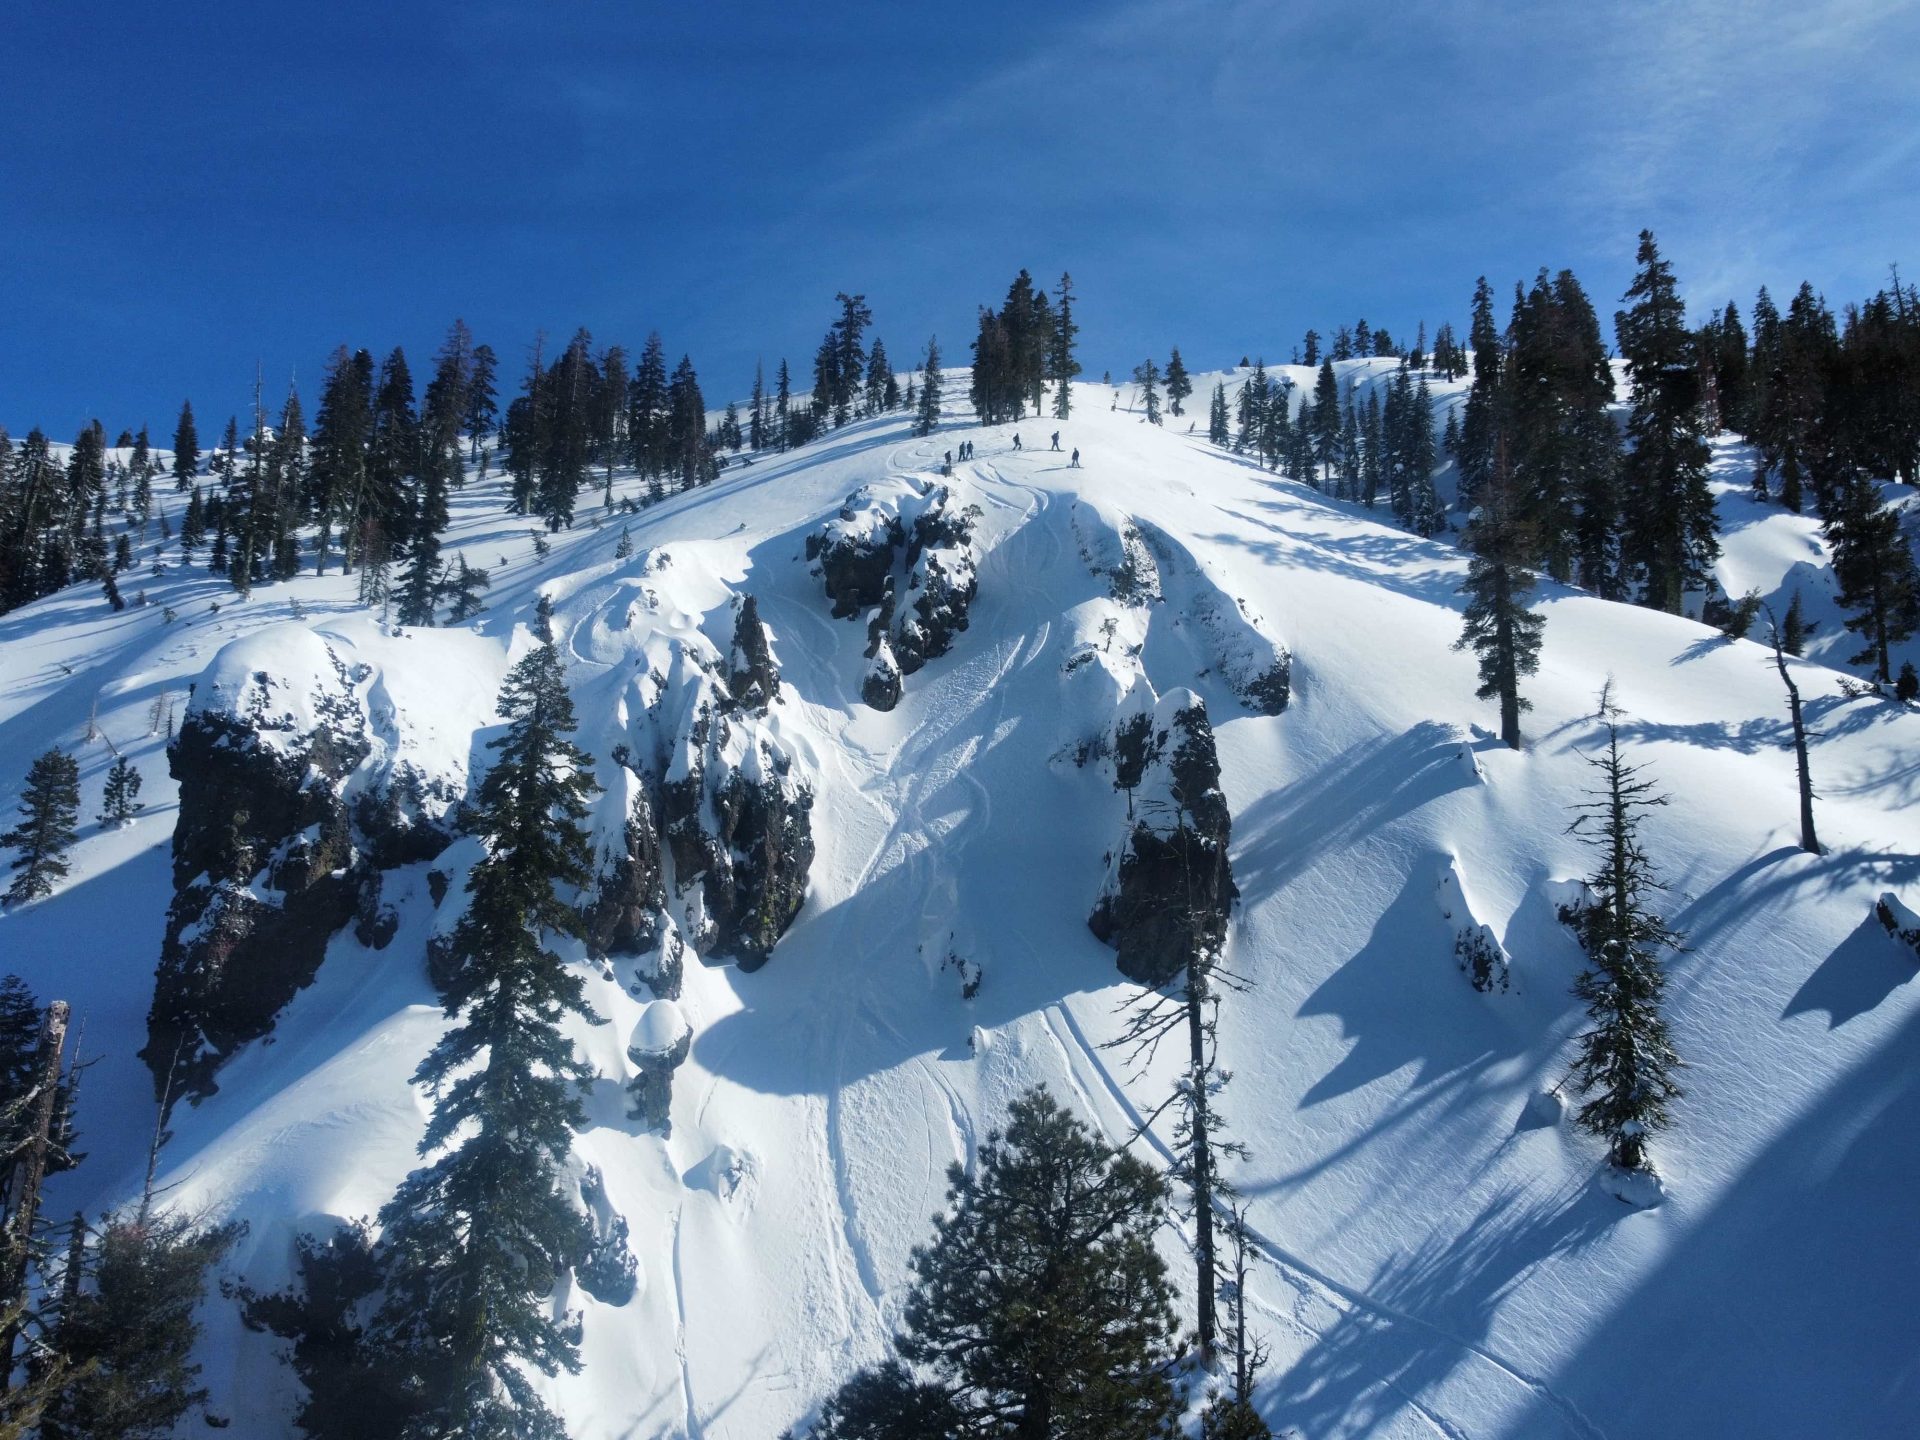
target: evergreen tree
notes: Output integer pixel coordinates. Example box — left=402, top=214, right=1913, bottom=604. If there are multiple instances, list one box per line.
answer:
left=1164, top=348, right=1192, bottom=418
left=864, top=340, right=891, bottom=418
left=369, top=643, right=600, bottom=1439
left=41, top=1209, right=240, bottom=1440
left=1208, top=382, right=1230, bottom=446
left=1455, top=444, right=1544, bottom=749
left=445, top=555, right=492, bottom=623
left=1302, top=329, right=1320, bottom=366
left=1565, top=697, right=1684, bottom=1175
left=1310, top=360, right=1342, bottom=485
left=1897, top=661, right=1918, bottom=703
left=98, top=756, right=142, bottom=827
left=1782, top=589, right=1807, bottom=656
left=465, top=343, right=500, bottom=462
left=1457, top=276, right=1502, bottom=511
left=1616, top=230, right=1717, bottom=613
left=2, top=750, right=80, bottom=905
left=831, top=293, right=873, bottom=427
left=810, top=1087, right=1179, bottom=1440
left=916, top=338, right=943, bottom=438
left=667, top=355, right=710, bottom=489
left=1134, top=358, right=1162, bottom=425
left=539, top=331, right=597, bottom=527
left=627, top=333, right=670, bottom=480
left=1050, top=273, right=1080, bottom=419
left=1824, top=472, right=1919, bottom=682
left=774, top=359, right=794, bottom=452
left=169, top=402, right=198, bottom=494
left=309, top=348, right=374, bottom=575
left=748, top=361, right=768, bottom=452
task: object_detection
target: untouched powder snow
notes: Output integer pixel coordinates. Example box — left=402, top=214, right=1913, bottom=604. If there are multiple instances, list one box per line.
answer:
left=1, top=367, right=1918, bottom=1439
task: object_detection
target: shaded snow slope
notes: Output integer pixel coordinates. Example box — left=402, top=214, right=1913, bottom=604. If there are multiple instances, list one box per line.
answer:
left=2, top=368, right=1917, bottom=1439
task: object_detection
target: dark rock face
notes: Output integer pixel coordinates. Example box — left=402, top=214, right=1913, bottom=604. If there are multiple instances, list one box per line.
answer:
left=146, top=646, right=456, bottom=1104
left=584, top=796, right=667, bottom=963
left=726, top=594, right=780, bottom=712
left=1089, top=694, right=1239, bottom=987
left=661, top=730, right=814, bottom=971
left=812, top=481, right=981, bottom=706
left=146, top=695, right=369, bottom=1102
left=806, top=493, right=904, bottom=619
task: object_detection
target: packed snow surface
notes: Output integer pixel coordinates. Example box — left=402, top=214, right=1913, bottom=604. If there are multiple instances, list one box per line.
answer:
left=2, top=368, right=1918, bottom=1439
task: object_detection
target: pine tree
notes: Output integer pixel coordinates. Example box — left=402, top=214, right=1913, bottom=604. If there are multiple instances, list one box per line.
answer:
left=1457, top=276, right=1502, bottom=511
left=369, top=644, right=598, bottom=1439
left=774, top=359, right=794, bottom=452
left=749, top=361, right=768, bottom=452
left=1310, top=360, right=1342, bottom=485
left=1781, top=589, right=1807, bottom=656
left=1824, top=472, right=1919, bottom=683
left=1616, top=230, right=1717, bottom=614
left=169, top=403, right=197, bottom=494
left=831, top=293, right=873, bottom=427
left=465, top=343, right=500, bottom=462
left=810, top=1087, right=1179, bottom=1440
left=1050, top=273, right=1080, bottom=419
left=1455, top=444, right=1544, bottom=749
left=309, top=348, right=374, bottom=576
left=1165, top=348, right=1192, bottom=417
left=915, top=338, right=943, bottom=438
left=2, top=750, right=80, bottom=905
left=627, top=333, right=670, bottom=479
left=98, top=757, right=142, bottom=827
left=667, top=354, right=710, bottom=489
left=1208, top=382, right=1230, bottom=445
left=1565, top=697, right=1684, bottom=1175
left=1134, top=358, right=1162, bottom=425
left=445, top=555, right=491, bottom=623
left=41, top=1208, right=240, bottom=1440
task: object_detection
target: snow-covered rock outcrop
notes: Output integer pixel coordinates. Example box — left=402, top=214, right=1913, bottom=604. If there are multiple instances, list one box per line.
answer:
left=146, top=624, right=461, bottom=1102
left=1090, top=686, right=1238, bottom=985
left=808, top=477, right=982, bottom=709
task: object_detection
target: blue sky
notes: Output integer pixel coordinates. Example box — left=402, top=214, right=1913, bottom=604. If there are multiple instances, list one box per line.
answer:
left=5, top=0, right=1917, bottom=438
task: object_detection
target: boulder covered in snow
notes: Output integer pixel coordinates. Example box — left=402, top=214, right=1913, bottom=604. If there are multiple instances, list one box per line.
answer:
left=1875, top=892, right=1920, bottom=962
left=626, top=1000, right=693, bottom=1135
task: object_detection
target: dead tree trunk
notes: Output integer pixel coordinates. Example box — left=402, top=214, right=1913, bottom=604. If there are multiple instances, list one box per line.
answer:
left=0, top=1000, right=69, bottom=1386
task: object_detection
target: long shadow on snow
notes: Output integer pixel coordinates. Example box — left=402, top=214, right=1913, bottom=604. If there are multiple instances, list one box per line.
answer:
left=1233, top=721, right=1482, bottom=899
left=1497, top=1002, right=1920, bottom=1440
left=1781, top=914, right=1916, bottom=1028
left=1267, top=1184, right=1614, bottom=1440
left=1292, top=865, right=1532, bottom=1110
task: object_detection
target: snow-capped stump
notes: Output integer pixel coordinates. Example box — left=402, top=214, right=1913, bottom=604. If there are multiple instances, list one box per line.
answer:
left=810, top=478, right=981, bottom=705
left=1089, top=687, right=1239, bottom=986
left=1516, top=1087, right=1567, bottom=1131
left=575, top=1165, right=639, bottom=1306
left=1875, top=892, right=1920, bottom=962
left=724, top=593, right=780, bottom=712
left=626, top=999, right=692, bottom=1135
left=1437, top=856, right=1512, bottom=992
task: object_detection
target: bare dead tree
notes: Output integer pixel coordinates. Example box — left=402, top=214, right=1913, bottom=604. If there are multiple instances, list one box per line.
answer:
left=1763, top=605, right=1820, bottom=855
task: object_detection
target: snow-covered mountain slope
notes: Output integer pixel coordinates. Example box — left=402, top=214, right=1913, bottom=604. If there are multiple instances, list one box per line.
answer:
left=3, top=369, right=1918, bottom=1440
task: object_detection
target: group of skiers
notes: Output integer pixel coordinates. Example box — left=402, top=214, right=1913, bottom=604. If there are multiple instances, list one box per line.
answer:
left=940, top=432, right=1078, bottom=474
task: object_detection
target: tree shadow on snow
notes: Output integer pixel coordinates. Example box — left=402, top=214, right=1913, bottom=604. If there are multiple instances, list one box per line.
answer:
left=1781, top=914, right=1915, bottom=1028
left=1267, top=1185, right=1615, bottom=1440
left=1496, top=1004, right=1920, bottom=1439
